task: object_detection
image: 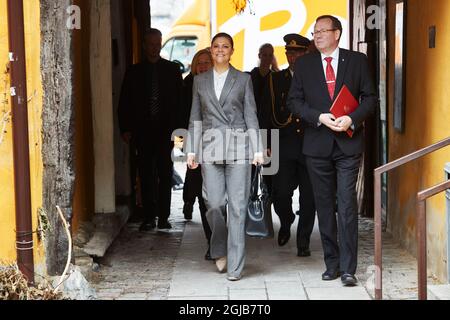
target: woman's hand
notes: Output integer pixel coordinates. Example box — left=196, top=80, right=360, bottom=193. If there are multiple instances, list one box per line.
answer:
left=187, top=154, right=199, bottom=170
left=252, top=153, right=265, bottom=166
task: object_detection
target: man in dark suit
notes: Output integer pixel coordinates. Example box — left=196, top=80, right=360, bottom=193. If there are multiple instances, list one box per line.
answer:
left=287, top=16, right=377, bottom=286
left=118, top=28, right=183, bottom=231
left=248, top=43, right=276, bottom=203
left=249, top=43, right=276, bottom=126
left=261, top=34, right=316, bottom=257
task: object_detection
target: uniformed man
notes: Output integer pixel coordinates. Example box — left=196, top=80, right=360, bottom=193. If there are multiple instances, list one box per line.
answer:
left=261, top=34, right=316, bottom=256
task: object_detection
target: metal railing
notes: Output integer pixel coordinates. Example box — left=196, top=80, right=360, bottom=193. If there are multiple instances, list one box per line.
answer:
left=373, top=137, right=450, bottom=300
left=417, top=179, right=450, bottom=300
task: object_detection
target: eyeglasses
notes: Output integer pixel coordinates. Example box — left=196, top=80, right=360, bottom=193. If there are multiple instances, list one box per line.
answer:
left=311, top=29, right=337, bottom=37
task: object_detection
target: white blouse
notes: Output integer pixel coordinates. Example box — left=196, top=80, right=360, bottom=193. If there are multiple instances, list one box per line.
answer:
left=213, top=68, right=230, bottom=101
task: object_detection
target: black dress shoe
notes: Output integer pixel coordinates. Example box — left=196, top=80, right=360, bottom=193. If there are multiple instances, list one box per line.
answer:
left=158, top=220, right=172, bottom=229
left=204, top=247, right=213, bottom=261
left=183, top=203, right=193, bottom=220
left=139, top=219, right=156, bottom=231
left=341, top=273, right=357, bottom=286
left=277, top=227, right=291, bottom=246
left=322, top=270, right=340, bottom=281
left=297, top=248, right=311, bottom=257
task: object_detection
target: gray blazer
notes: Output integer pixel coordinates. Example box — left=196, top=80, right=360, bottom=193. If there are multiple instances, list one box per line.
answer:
left=187, top=65, right=261, bottom=163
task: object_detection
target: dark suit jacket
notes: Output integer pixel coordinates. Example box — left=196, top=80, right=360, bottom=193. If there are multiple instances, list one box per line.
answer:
left=118, top=57, right=183, bottom=148
left=181, top=72, right=194, bottom=129
left=287, top=48, right=377, bottom=157
left=248, top=67, right=272, bottom=127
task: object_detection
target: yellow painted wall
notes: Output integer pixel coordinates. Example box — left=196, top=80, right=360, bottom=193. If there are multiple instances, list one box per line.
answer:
left=387, top=0, right=450, bottom=282
left=0, top=0, right=45, bottom=272
left=0, top=0, right=15, bottom=264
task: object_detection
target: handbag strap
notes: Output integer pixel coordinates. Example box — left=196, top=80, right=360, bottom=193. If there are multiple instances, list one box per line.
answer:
left=250, top=165, right=261, bottom=200
left=258, top=166, right=271, bottom=199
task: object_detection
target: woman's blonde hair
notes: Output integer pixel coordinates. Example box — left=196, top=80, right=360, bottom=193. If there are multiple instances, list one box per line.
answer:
left=190, top=48, right=213, bottom=76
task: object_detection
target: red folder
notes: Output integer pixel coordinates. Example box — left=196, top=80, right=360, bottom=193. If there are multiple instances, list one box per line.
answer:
left=329, top=85, right=359, bottom=137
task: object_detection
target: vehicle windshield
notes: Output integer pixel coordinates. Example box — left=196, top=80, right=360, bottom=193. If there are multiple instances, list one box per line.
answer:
left=161, top=37, right=198, bottom=75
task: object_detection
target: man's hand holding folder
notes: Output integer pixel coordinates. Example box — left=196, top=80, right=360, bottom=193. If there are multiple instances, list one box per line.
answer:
left=329, top=85, right=359, bottom=137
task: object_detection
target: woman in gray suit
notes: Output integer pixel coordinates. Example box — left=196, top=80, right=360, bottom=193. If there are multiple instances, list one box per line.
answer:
left=187, top=33, right=263, bottom=281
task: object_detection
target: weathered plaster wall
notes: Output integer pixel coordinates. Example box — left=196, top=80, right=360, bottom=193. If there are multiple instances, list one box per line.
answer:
left=387, top=0, right=450, bottom=282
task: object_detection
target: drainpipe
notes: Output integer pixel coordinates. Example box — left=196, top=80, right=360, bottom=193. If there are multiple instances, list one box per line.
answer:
left=7, top=0, right=34, bottom=283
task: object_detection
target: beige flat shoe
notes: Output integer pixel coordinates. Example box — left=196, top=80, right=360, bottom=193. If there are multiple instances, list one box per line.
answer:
left=215, top=257, right=227, bottom=273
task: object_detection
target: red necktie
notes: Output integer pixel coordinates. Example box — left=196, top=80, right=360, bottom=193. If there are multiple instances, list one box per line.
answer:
left=325, top=57, right=335, bottom=99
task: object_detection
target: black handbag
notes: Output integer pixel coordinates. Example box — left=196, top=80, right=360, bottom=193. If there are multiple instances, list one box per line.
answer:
left=246, top=165, right=274, bottom=239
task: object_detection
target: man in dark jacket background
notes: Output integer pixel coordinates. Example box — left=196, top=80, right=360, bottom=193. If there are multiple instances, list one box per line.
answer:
left=118, top=28, right=183, bottom=231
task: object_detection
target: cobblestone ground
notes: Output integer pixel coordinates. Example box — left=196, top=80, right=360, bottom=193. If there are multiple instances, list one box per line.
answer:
left=91, top=163, right=438, bottom=300
left=90, top=163, right=187, bottom=300
left=90, top=219, right=185, bottom=300
left=357, top=218, right=439, bottom=300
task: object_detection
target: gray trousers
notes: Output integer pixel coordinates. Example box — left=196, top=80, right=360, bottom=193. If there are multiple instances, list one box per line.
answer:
left=201, top=163, right=251, bottom=277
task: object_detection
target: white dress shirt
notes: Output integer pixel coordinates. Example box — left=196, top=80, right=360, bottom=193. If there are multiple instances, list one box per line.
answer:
left=321, top=47, right=340, bottom=79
